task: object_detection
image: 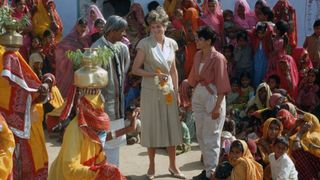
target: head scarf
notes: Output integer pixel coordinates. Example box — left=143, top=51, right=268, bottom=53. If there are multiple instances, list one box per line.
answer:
left=262, top=118, right=283, bottom=139
left=200, top=0, right=223, bottom=34
left=299, top=113, right=320, bottom=158
left=291, top=48, right=313, bottom=70
left=234, top=0, right=256, bottom=29
left=87, top=4, right=106, bottom=34
left=55, top=19, right=90, bottom=97
left=276, top=109, right=296, bottom=130
left=127, top=3, right=145, bottom=25
left=277, top=55, right=299, bottom=99
left=269, top=93, right=284, bottom=108
left=247, top=82, right=272, bottom=110
left=229, top=140, right=263, bottom=180
left=42, top=73, right=56, bottom=86
left=29, top=52, right=43, bottom=72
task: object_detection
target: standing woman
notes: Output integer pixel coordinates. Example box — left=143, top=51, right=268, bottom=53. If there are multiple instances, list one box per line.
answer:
left=87, top=4, right=105, bottom=35
left=55, top=18, right=91, bottom=98
left=132, top=6, right=185, bottom=179
left=181, top=26, right=231, bottom=180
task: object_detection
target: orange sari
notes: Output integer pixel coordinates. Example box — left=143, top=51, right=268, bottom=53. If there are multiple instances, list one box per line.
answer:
left=183, top=7, right=199, bottom=78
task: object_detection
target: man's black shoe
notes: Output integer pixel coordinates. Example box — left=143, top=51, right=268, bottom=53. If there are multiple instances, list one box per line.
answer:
left=192, top=170, right=209, bottom=180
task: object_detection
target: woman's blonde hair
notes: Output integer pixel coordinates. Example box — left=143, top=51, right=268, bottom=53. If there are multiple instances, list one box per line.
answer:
left=146, top=6, right=169, bottom=27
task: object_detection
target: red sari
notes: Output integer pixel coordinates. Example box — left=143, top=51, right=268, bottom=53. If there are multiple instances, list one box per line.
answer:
left=276, top=55, right=299, bottom=99
left=273, top=0, right=298, bottom=51
left=0, top=50, right=48, bottom=179
left=55, top=23, right=91, bottom=98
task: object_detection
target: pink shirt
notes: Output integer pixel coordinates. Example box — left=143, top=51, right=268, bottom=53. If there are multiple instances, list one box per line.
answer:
left=188, top=47, right=231, bottom=95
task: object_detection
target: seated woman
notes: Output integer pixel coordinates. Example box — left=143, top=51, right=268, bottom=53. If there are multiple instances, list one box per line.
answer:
left=290, top=112, right=320, bottom=179
left=228, top=140, right=263, bottom=180
left=256, top=118, right=283, bottom=167
left=48, top=59, right=137, bottom=179
left=246, top=82, right=272, bottom=112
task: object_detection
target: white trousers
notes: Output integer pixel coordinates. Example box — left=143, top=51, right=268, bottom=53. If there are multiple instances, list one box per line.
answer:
left=192, top=85, right=226, bottom=178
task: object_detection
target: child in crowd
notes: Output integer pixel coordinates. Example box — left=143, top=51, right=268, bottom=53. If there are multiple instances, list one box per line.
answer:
left=124, top=106, right=141, bottom=145
left=222, top=44, right=236, bottom=78
left=29, top=36, right=44, bottom=78
left=267, top=74, right=281, bottom=93
left=219, top=118, right=236, bottom=162
left=42, top=29, right=56, bottom=75
left=237, top=72, right=255, bottom=105
left=227, top=78, right=240, bottom=106
left=228, top=140, right=263, bottom=180
left=223, top=9, right=234, bottom=22
left=29, top=36, right=42, bottom=56
left=269, top=136, right=298, bottom=180
left=176, top=108, right=191, bottom=155
left=91, top=18, right=106, bottom=43
left=297, top=68, right=320, bottom=112
left=124, top=75, right=141, bottom=110
left=250, top=22, right=272, bottom=87
left=223, top=21, right=238, bottom=47
left=303, top=19, right=320, bottom=68
left=234, top=30, right=253, bottom=78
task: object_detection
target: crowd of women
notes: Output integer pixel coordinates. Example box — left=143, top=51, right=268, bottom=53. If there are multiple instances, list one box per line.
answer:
left=0, top=0, right=320, bottom=179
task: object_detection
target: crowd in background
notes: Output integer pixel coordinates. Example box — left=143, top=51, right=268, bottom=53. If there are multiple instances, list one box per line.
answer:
left=1, top=0, right=320, bottom=179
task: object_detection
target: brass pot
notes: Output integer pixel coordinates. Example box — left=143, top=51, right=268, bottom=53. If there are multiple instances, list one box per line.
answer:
left=0, top=24, right=23, bottom=50
left=74, top=48, right=108, bottom=88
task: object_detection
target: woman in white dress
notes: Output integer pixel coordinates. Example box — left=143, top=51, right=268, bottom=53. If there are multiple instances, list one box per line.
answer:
left=132, top=6, right=185, bottom=180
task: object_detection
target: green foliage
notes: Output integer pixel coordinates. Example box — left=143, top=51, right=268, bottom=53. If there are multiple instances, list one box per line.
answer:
left=0, top=6, right=30, bottom=34
left=66, top=46, right=113, bottom=69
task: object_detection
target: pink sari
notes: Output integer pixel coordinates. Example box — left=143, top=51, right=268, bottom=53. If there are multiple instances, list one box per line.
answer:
left=234, top=0, right=256, bottom=30
left=55, top=23, right=91, bottom=98
left=87, top=4, right=105, bottom=35
left=199, top=0, right=223, bottom=50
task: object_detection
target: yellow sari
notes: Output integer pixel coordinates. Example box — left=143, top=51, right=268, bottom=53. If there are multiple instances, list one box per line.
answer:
left=32, top=1, right=63, bottom=42
left=0, top=115, right=15, bottom=180
left=229, top=140, right=263, bottom=180
left=48, top=94, right=124, bottom=180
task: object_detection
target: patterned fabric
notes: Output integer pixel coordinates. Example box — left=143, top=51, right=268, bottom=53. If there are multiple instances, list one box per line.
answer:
left=291, top=149, right=320, bottom=180
left=1, top=51, right=40, bottom=139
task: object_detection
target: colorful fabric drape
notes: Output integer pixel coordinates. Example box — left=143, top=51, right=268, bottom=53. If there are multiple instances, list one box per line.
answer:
left=126, top=3, right=146, bottom=47
left=256, top=118, right=283, bottom=165
left=0, top=114, right=15, bottom=180
left=0, top=50, right=40, bottom=138
left=273, top=0, right=297, bottom=50
left=229, top=140, right=263, bottom=180
left=55, top=22, right=90, bottom=98
left=48, top=93, right=125, bottom=180
left=234, top=0, right=256, bottom=30
left=183, top=7, right=198, bottom=78
left=246, top=82, right=272, bottom=110
left=0, top=49, right=48, bottom=179
left=276, top=55, right=299, bottom=99
left=32, top=0, right=63, bottom=42
left=87, top=4, right=105, bottom=35
left=163, top=0, right=179, bottom=18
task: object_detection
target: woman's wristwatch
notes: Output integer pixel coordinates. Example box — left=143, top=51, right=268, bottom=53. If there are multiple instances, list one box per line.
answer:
left=111, top=130, right=116, bottom=139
